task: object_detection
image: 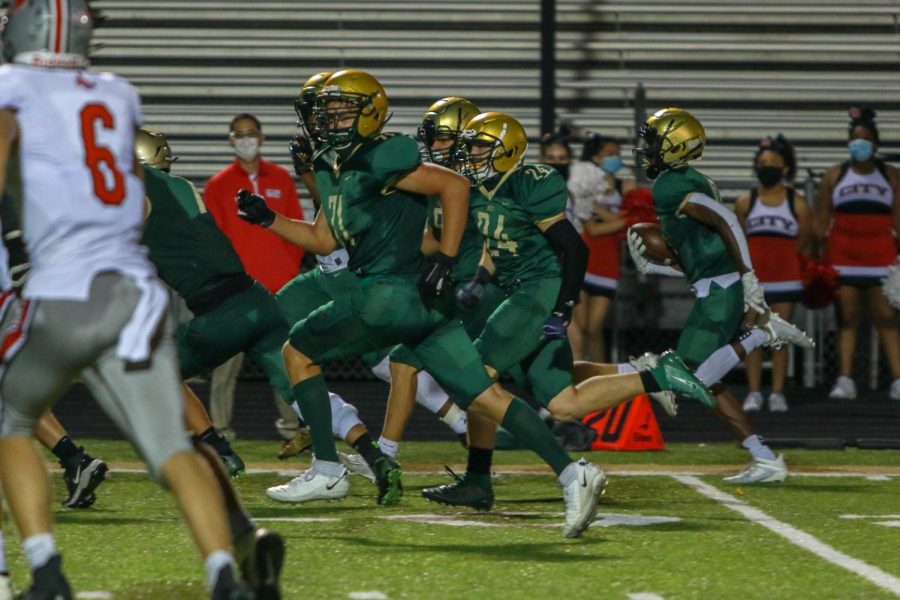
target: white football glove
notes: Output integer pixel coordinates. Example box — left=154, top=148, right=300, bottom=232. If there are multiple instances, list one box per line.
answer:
left=627, top=228, right=652, bottom=274
left=741, top=270, right=767, bottom=314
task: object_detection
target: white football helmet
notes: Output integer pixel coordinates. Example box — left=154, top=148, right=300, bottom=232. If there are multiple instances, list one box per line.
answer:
left=2, top=0, right=93, bottom=68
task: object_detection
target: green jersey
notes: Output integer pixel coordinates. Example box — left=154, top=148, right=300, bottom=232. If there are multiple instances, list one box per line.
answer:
left=314, top=134, right=427, bottom=276
left=142, top=166, right=246, bottom=299
left=652, top=166, right=737, bottom=283
left=427, top=195, right=483, bottom=281
left=468, top=163, right=567, bottom=288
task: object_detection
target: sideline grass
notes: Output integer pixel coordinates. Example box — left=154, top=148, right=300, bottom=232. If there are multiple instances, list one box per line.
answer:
left=4, top=441, right=896, bottom=599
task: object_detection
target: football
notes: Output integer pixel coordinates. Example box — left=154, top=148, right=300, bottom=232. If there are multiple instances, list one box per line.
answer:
left=630, top=222, right=678, bottom=266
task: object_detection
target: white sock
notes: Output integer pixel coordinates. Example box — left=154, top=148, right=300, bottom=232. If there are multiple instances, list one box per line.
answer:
left=694, top=344, right=741, bottom=387
left=440, top=403, right=467, bottom=435
left=617, top=363, right=637, bottom=374
left=312, top=458, right=344, bottom=477
left=369, top=355, right=391, bottom=383
left=742, top=434, right=776, bottom=461
left=204, top=550, right=235, bottom=588
left=739, top=329, right=768, bottom=354
left=378, top=436, right=399, bottom=458
left=415, top=371, right=450, bottom=413
left=0, top=531, right=7, bottom=574
left=23, top=533, right=56, bottom=571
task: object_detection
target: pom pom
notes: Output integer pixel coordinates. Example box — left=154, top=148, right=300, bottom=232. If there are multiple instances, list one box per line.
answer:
left=882, top=258, right=900, bottom=310
left=800, top=257, right=840, bottom=309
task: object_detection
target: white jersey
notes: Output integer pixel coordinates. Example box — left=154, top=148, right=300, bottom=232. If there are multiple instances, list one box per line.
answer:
left=0, top=65, right=166, bottom=362
left=745, top=189, right=799, bottom=239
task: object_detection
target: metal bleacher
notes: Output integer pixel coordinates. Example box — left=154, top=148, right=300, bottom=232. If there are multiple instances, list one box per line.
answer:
left=86, top=0, right=900, bottom=196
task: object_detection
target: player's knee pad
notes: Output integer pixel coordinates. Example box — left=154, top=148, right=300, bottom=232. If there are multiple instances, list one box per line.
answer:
left=330, top=392, right=362, bottom=440
left=415, top=371, right=450, bottom=413
left=369, top=355, right=391, bottom=383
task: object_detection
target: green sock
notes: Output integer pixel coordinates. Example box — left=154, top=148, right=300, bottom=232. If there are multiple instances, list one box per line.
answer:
left=292, top=375, right=338, bottom=463
left=500, top=398, right=571, bottom=475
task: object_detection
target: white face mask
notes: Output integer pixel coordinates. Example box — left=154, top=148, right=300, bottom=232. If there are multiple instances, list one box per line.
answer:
left=234, top=138, right=260, bottom=162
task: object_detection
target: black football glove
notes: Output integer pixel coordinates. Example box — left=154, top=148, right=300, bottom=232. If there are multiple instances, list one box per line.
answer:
left=542, top=301, right=574, bottom=339
left=456, top=266, right=493, bottom=309
left=236, top=189, right=276, bottom=228
left=289, top=134, right=314, bottom=176
left=3, top=229, right=29, bottom=292
left=419, top=252, right=456, bottom=298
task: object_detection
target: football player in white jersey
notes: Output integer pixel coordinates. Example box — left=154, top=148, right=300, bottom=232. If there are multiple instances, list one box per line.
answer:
left=0, top=2, right=279, bottom=598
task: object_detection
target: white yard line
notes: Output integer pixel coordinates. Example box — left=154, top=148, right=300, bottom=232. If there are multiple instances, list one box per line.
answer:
left=348, top=592, right=388, bottom=600
left=628, top=594, right=666, bottom=600
left=76, top=592, right=113, bottom=600
left=674, top=475, right=900, bottom=597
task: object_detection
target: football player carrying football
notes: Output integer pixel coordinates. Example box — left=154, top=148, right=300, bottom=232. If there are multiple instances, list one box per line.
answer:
left=627, top=108, right=815, bottom=483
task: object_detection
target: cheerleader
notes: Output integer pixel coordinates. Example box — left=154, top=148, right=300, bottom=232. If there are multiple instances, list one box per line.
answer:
left=817, top=107, right=900, bottom=401
left=735, top=135, right=813, bottom=411
left=567, top=135, right=629, bottom=361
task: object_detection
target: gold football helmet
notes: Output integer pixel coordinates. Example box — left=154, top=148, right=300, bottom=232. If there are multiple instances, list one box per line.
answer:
left=418, top=97, right=480, bottom=167
left=294, top=71, right=333, bottom=142
left=634, top=108, right=706, bottom=179
left=315, top=69, right=389, bottom=148
left=460, top=112, right=527, bottom=183
left=134, top=128, right=176, bottom=171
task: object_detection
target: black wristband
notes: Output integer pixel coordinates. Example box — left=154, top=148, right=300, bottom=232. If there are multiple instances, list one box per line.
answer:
left=433, top=251, right=456, bottom=267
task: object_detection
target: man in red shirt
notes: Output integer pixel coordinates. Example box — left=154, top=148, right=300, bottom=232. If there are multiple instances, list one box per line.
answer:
left=204, top=113, right=304, bottom=291
left=203, top=113, right=304, bottom=440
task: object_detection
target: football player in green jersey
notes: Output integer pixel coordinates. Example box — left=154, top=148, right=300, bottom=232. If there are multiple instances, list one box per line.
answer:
left=238, top=69, right=607, bottom=537
left=407, top=112, right=711, bottom=510
left=628, top=107, right=814, bottom=484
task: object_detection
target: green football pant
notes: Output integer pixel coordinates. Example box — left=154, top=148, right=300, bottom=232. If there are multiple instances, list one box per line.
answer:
left=676, top=280, right=745, bottom=370
left=176, top=282, right=293, bottom=401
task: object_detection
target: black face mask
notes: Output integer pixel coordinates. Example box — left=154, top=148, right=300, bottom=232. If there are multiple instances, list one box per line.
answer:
left=755, top=166, right=783, bottom=188
left=549, top=163, right=570, bottom=180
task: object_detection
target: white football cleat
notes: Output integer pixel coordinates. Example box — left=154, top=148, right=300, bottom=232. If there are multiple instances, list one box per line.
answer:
left=561, top=458, right=607, bottom=538
left=723, top=454, right=787, bottom=484
left=266, top=465, right=349, bottom=503
left=338, top=451, right=376, bottom=483
left=762, top=312, right=814, bottom=349
left=889, top=379, right=900, bottom=401
left=768, top=393, right=788, bottom=412
left=742, top=391, right=764, bottom=412
left=829, top=376, right=857, bottom=401
left=650, top=391, right=678, bottom=417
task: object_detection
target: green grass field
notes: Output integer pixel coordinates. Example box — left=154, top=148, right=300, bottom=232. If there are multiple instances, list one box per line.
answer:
left=8, top=441, right=900, bottom=599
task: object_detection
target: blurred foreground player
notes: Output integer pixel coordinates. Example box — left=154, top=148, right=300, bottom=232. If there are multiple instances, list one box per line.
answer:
left=0, top=2, right=280, bottom=597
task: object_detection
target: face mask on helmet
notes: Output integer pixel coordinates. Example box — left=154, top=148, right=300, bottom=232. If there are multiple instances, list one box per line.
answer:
left=2, top=0, right=93, bottom=68
left=462, top=139, right=499, bottom=183
left=633, top=125, right=664, bottom=180
left=417, top=119, right=457, bottom=167
left=755, top=165, right=783, bottom=188
left=315, top=95, right=366, bottom=150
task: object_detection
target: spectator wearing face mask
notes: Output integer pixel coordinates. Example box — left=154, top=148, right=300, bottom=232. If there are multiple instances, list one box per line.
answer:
left=734, top=135, right=813, bottom=412
left=816, top=107, right=900, bottom=402
left=202, top=113, right=305, bottom=440
left=567, top=134, right=629, bottom=362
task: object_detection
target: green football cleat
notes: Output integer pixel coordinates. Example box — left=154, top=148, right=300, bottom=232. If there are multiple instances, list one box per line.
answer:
left=222, top=453, right=246, bottom=479
left=649, top=350, right=715, bottom=408
left=421, top=468, right=494, bottom=511
left=373, top=455, right=403, bottom=506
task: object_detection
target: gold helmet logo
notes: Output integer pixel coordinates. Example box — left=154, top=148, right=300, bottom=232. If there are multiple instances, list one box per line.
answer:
left=634, top=107, right=706, bottom=179
left=135, top=127, right=176, bottom=171
left=315, top=69, right=389, bottom=149
left=418, top=97, right=480, bottom=167
left=461, top=112, right=527, bottom=183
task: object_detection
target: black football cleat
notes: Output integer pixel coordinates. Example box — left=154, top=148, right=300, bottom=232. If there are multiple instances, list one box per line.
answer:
left=235, top=528, right=284, bottom=600
left=211, top=564, right=252, bottom=600
left=372, top=455, right=403, bottom=506
left=19, top=554, right=73, bottom=600
left=62, top=450, right=107, bottom=509
left=421, top=467, right=494, bottom=511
